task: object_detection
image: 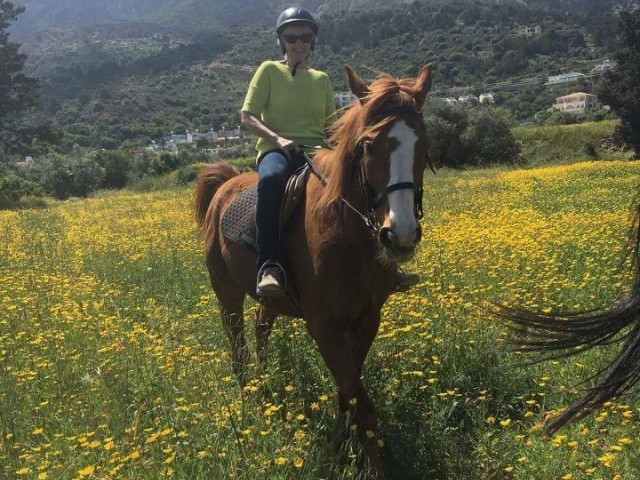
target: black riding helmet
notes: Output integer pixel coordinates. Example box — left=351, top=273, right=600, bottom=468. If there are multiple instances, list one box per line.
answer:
left=276, top=7, right=318, bottom=35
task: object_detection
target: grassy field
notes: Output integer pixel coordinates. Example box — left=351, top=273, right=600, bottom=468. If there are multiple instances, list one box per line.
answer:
left=1, top=159, right=640, bottom=479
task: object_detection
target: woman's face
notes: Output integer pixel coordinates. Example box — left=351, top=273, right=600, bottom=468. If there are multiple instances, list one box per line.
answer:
left=279, top=24, right=314, bottom=64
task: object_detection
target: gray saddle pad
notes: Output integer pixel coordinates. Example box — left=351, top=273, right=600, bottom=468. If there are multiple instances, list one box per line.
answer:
left=220, top=186, right=257, bottom=250
left=220, top=165, right=310, bottom=251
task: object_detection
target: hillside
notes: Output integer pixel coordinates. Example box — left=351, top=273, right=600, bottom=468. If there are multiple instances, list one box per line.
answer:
left=10, top=0, right=252, bottom=33
left=12, top=0, right=628, bottom=35
left=10, top=0, right=633, bottom=150
left=11, top=0, right=420, bottom=34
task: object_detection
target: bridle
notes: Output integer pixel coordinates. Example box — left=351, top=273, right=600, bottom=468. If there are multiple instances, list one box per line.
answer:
left=348, top=104, right=427, bottom=231
left=303, top=104, right=431, bottom=232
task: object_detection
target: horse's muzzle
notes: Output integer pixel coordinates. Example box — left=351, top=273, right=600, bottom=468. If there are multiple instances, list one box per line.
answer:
left=379, top=224, right=422, bottom=262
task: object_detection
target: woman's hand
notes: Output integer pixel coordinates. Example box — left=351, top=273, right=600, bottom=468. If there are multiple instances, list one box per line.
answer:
left=240, top=111, right=300, bottom=160
left=274, top=136, right=300, bottom=160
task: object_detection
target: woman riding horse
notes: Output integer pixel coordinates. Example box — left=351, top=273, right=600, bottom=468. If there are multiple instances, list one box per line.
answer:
left=241, top=6, right=419, bottom=297
left=196, top=60, right=433, bottom=479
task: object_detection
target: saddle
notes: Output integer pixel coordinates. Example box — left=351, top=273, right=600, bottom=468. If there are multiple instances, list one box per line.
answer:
left=220, top=165, right=311, bottom=251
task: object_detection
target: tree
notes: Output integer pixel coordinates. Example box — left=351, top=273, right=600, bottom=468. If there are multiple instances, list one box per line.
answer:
left=597, top=8, right=640, bottom=158
left=0, top=1, right=40, bottom=161
left=424, top=101, right=521, bottom=168
left=29, top=150, right=105, bottom=199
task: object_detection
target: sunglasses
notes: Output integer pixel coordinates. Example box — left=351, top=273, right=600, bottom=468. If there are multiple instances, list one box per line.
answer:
left=282, top=33, right=314, bottom=44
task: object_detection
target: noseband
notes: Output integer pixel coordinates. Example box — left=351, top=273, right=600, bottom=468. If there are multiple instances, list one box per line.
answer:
left=351, top=104, right=426, bottom=231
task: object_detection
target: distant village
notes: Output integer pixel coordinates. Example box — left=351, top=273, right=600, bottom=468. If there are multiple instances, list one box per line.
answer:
left=150, top=51, right=615, bottom=152
left=147, top=126, right=246, bottom=152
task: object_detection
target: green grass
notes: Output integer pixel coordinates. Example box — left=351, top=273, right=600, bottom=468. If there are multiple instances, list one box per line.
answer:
left=1, top=159, right=639, bottom=479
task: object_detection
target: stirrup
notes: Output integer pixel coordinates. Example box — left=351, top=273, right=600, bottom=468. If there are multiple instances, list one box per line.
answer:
left=256, top=261, right=288, bottom=297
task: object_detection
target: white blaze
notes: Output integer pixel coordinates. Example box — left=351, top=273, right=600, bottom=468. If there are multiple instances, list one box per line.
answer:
left=387, top=120, right=418, bottom=246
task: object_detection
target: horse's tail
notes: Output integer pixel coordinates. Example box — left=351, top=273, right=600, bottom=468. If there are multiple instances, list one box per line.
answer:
left=499, top=201, right=640, bottom=434
left=194, top=162, right=240, bottom=229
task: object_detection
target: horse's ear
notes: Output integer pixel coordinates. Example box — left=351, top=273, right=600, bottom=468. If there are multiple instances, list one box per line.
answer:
left=345, top=65, right=370, bottom=101
left=412, top=63, right=433, bottom=108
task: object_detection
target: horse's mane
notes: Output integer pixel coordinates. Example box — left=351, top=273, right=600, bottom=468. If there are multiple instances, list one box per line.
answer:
left=314, top=73, right=420, bottom=212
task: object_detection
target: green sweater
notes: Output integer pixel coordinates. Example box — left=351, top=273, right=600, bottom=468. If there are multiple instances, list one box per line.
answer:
left=241, top=60, right=336, bottom=159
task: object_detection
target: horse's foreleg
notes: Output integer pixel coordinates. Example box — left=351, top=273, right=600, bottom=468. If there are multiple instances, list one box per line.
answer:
left=345, top=311, right=385, bottom=478
left=255, top=304, right=277, bottom=372
left=349, top=310, right=381, bottom=378
left=308, top=322, right=387, bottom=480
left=221, top=305, right=249, bottom=386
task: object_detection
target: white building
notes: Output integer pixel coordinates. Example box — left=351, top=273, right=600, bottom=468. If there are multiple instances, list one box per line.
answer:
left=444, top=97, right=458, bottom=105
left=479, top=93, right=495, bottom=104
left=335, top=91, right=357, bottom=109
left=458, top=94, right=478, bottom=105
left=187, top=129, right=219, bottom=144
left=519, top=25, right=541, bottom=37
left=216, top=126, right=243, bottom=140
left=166, top=132, right=188, bottom=144
left=592, top=59, right=615, bottom=73
left=146, top=141, right=161, bottom=151
left=553, top=92, right=597, bottom=115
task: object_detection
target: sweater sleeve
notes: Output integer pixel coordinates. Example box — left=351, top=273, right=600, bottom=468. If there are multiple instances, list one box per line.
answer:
left=324, top=74, right=337, bottom=127
left=241, top=62, right=271, bottom=115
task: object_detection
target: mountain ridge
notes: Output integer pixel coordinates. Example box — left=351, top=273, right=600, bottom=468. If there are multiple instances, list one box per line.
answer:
left=11, top=0, right=628, bottom=35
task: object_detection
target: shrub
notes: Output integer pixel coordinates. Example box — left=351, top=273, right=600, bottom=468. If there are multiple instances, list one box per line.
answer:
left=424, top=101, right=521, bottom=168
left=176, top=164, right=202, bottom=185
left=462, top=108, right=522, bottom=166
left=131, top=151, right=194, bottom=179
left=95, top=150, right=132, bottom=188
left=131, top=151, right=167, bottom=178
left=214, top=143, right=254, bottom=160
left=545, top=110, right=580, bottom=125
left=30, top=151, right=105, bottom=199
left=583, top=140, right=599, bottom=159
left=0, top=175, right=44, bottom=208
left=127, top=173, right=177, bottom=192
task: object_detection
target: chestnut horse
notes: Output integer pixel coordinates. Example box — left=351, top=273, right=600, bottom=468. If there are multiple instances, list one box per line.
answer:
left=194, top=64, right=432, bottom=478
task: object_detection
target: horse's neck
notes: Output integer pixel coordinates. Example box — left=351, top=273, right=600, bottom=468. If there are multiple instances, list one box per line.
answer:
left=303, top=157, right=393, bottom=291
left=309, top=158, right=375, bottom=247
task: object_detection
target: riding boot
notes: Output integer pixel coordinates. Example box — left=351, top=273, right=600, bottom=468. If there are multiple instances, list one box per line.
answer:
left=257, top=261, right=288, bottom=296
left=256, top=151, right=290, bottom=296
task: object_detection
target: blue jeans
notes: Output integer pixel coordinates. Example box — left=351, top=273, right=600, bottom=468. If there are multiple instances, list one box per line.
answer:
left=256, top=150, right=304, bottom=267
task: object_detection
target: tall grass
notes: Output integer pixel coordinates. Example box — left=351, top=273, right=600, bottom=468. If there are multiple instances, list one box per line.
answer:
left=1, top=160, right=639, bottom=479
left=513, top=120, right=631, bottom=165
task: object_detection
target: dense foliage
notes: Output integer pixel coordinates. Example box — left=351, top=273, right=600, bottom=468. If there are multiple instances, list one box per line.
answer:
left=425, top=101, right=522, bottom=168
left=596, top=7, right=640, bottom=157
left=20, top=148, right=211, bottom=199
left=0, top=0, right=633, bottom=201
left=0, top=173, right=43, bottom=207
left=10, top=0, right=625, bottom=150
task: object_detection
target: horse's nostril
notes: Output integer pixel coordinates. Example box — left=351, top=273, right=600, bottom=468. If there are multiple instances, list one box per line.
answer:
left=414, top=226, right=422, bottom=245
left=379, top=227, right=395, bottom=248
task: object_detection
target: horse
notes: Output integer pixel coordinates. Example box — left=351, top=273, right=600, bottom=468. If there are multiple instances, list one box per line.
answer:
left=499, top=201, right=640, bottom=434
left=194, top=64, right=432, bottom=478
